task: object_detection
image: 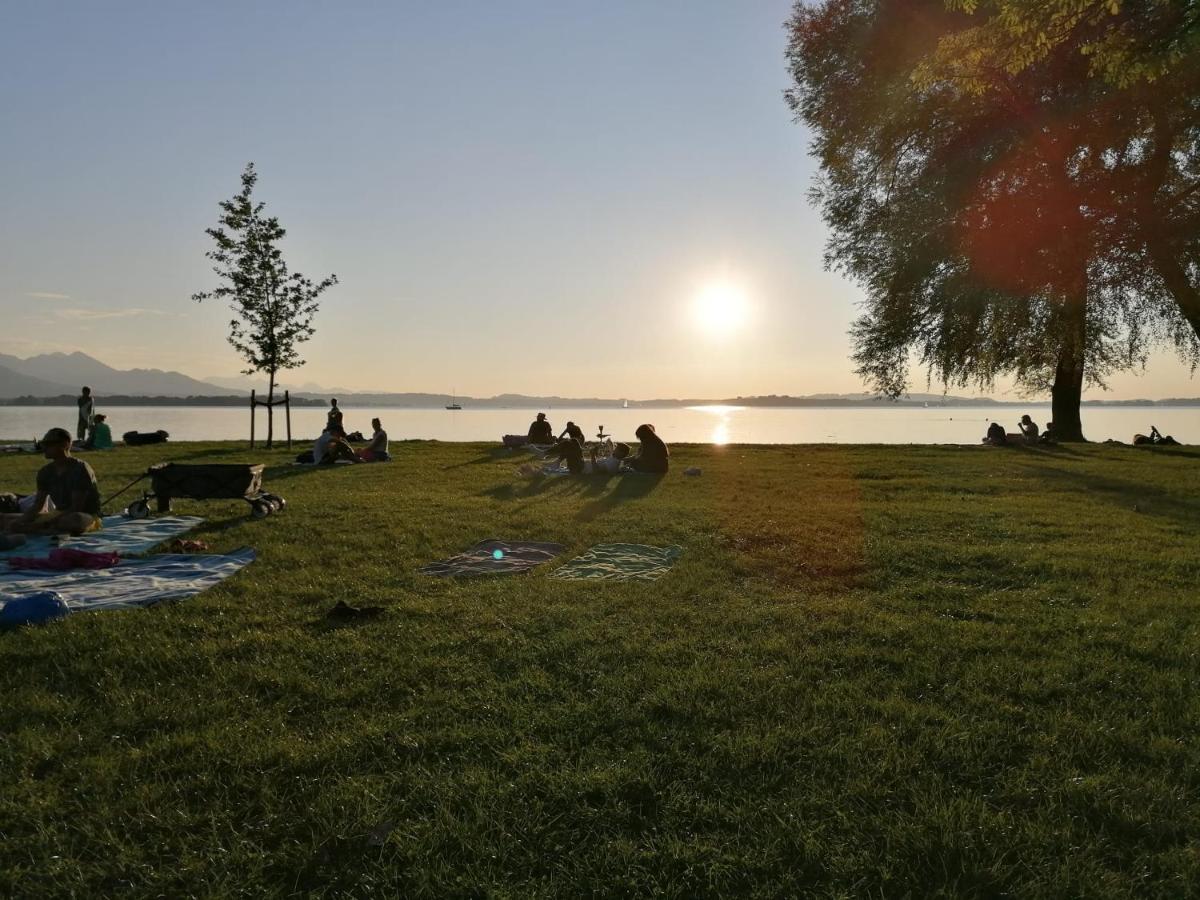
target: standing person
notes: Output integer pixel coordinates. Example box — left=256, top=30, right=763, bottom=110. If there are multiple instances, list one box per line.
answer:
left=357, top=417, right=390, bottom=462
left=327, top=398, right=344, bottom=433
left=629, top=424, right=669, bottom=473
left=0, top=427, right=101, bottom=537
left=76, top=386, right=94, bottom=442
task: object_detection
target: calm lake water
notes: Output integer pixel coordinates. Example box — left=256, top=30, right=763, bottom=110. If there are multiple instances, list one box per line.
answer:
left=1, top=404, right=1196, bottom=445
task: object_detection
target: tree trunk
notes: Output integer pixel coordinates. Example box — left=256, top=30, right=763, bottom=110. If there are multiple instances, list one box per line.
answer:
left=267, top=371, right=276, bottom=449
left=1051, top=265, right=1088, bottom=442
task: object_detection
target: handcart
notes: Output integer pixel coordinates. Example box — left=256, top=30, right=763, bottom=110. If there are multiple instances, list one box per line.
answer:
left=105, top=463, right=285, bottom=520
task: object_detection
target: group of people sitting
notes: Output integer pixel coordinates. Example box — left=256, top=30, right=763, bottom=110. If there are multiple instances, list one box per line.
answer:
left=311, top=400, right=391, bottom=464
left=0, top=427, right=103, bottom=547
left=528, top=413, right=670, bottom=475
left=984, top=415, right=1055, bottom=446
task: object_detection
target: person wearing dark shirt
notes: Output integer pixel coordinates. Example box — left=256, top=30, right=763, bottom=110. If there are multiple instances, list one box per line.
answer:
left=1018, top=415, right=1039, bottom=444
left=559, top=421, right=585, bottom=445
left=77, top=386, right=94, bottom=442
left=628, top=423, right=669, bottom=474
left=0, top=427, right=101, bottom=536
left=528, top=412, right=554, bottom=444
left=327, top=399, right=344, bottom=433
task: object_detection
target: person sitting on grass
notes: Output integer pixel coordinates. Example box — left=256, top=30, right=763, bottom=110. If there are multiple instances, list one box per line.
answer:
left=0, top=427, right=102, bottom=542
left=82, top=414, right=114, bottom=450
left=528, top=412, right=554, bottom=445
left=984, top=421, right=1007, bottom=445
left=1018, top=415, right=1040, bottom=444
left=357, top=417, right=390, bottom=462
left=559, top=421, right=585, bottom=445
left=313, top=425, right=361, bottom=465
left=628, top=424, right=669, bottom=474
left=545, top=436, right=586, bottom=474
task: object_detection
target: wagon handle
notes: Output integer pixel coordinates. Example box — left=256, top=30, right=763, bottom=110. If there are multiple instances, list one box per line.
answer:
left=101, top=472, right=150, bottom=511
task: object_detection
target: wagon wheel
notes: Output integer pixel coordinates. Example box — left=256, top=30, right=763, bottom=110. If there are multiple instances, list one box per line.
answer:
left=250, top=499, right=272, bottom=519
left=262, top=493, right=286, bottom=512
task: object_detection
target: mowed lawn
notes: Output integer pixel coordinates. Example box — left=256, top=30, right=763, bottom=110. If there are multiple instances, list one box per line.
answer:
left=1, top=439, right=1198, bottom=898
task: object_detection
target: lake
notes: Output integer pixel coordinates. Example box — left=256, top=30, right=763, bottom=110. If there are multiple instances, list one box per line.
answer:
left=1, top=404, right=1196, bottom=445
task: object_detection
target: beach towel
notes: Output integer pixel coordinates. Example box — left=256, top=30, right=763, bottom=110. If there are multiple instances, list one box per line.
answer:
left=0, top=515, right=203, bottom=559
left=551, top=543, right=683, bottom=581
left=0, top=548, right=254, bottom=613
left=421, top=540, right=566, bottom=577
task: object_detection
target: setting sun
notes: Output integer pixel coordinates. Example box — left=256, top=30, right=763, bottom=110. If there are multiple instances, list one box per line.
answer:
left=692, top=282, right=750, bottom=336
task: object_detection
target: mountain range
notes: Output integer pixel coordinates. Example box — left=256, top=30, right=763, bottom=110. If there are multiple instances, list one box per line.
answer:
left=2, top=352, right=1197, bottom=407
left=0, top=352, right=238, bottom=399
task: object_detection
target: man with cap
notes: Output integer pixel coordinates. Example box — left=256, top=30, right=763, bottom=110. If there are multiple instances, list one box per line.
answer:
left=527, top=412, right=554, bottom=445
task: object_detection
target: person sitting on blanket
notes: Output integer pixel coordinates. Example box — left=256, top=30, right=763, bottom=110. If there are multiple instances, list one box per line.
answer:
left=82, top=414, right=114, bottom=450
left=528, top=412, right=554, bottom=445
left=628, top=424, right=669, bottom=473
left=545, top=436, right=586, bottom=474
left=559, top=421, right=585, bottom=445
left=313, top=425, right=361, bottom=465
left=357, top=417, right=390, bottom=462
left=0, top=427, right=101, bottom=537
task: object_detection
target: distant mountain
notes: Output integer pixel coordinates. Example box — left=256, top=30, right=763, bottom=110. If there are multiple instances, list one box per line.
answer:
left=0, top=352, right=238, bottom=399
left=203, top=374, right=356, bottom=395
left=0, top=363, right=78, bottom=399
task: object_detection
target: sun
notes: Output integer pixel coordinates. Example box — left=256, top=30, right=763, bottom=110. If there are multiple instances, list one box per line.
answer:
left=693, top=282, right=750, bottom=336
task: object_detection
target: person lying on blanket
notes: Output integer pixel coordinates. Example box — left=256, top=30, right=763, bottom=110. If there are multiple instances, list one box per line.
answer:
left=628, top=424, right=669, bottom=474
left=544, top=440, right=632, bottom=475
left=357, top=417, right=390, bottom=462
left=589, top=442, right=630, bottom=474
left=313, top=425, right=362, bottom=465
left=0, top=427, right=102, bottom=536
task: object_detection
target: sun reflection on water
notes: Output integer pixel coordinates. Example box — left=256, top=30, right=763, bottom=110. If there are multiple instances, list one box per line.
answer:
left=688, top=405, right=742, bottom=446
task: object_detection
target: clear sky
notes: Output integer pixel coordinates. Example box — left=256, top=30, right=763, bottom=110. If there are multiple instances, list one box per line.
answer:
left=1, top=1, right=1195, bottom=399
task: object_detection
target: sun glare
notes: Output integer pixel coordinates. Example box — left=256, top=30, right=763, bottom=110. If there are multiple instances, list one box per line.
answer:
left=693, top=282, right=749, bottom=336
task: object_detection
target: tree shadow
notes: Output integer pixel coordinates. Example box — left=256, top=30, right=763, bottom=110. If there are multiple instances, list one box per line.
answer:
left=1018, top=462, right=1200, bottom=529
left=576, top=474, right=665, bottom=523
left=479, top=474, right=582, bottom=501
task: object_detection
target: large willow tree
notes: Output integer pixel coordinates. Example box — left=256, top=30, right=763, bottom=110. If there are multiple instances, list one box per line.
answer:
left=786, top=0, right=1199, bottom=440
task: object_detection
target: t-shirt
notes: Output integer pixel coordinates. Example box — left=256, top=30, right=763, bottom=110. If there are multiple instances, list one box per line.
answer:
left=77, top=395, right=94, bottom=423
left=91, top=422, right=113, bottom=450
left=313, top=431, right=334, bottom=463
left=368, top=428, right=389, bottom=454
left=528, top=420, right=553, bottom=443
left=592, top=455, right=623, bottom=474
left=36, top=458, right=100, bottom=515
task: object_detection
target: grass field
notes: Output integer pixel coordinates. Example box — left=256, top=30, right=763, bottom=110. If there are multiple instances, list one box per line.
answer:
left=1, top=439, right=1198, bottom=898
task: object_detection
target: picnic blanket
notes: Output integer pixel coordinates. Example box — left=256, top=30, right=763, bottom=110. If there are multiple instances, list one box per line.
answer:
left=421, top=540, right=566, bottom=577
left=0, top=515, right=204, bottom=559
left=0, top=548, right=255, bottom=613
left=551, top=543, right=683, bottom=581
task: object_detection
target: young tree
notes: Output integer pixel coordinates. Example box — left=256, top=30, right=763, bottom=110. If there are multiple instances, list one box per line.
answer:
left=193, top=163, right=338, bottom=447
left=786, top=0, right=1198, bottom=440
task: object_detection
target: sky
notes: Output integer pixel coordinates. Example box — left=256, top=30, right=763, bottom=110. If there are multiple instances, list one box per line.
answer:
left=0, top=1, right=1196, bottom=400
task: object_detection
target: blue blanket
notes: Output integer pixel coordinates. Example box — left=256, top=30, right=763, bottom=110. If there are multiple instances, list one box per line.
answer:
left=0, top=548, right=255, bottom=613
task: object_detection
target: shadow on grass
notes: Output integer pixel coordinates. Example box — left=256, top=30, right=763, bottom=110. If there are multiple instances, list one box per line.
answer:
left=576, top=474, right=665, bottom=522
left=442, top=447, right=520, bottom=470
left=1019, top=462, right=1200, bottom=528
left=479, top=474, right=584, bottom=500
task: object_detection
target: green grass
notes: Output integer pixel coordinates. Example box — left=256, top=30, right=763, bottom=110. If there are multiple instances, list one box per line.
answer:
left=1, top=440, right=1198, bottom=898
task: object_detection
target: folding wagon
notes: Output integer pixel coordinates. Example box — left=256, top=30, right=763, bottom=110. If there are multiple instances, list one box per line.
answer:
left=109, top=463, right=286, bottom=519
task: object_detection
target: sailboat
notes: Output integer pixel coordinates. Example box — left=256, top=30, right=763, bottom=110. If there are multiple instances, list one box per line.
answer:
left=446, top=389, right=462, bottom=411
left=623, top=399, right=629, bottom=409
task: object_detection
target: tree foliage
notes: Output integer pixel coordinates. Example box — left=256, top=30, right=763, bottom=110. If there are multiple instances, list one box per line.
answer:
left=193, top=163, right=338, bottom=445
left=786, top=0, right=1199, bottom=439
